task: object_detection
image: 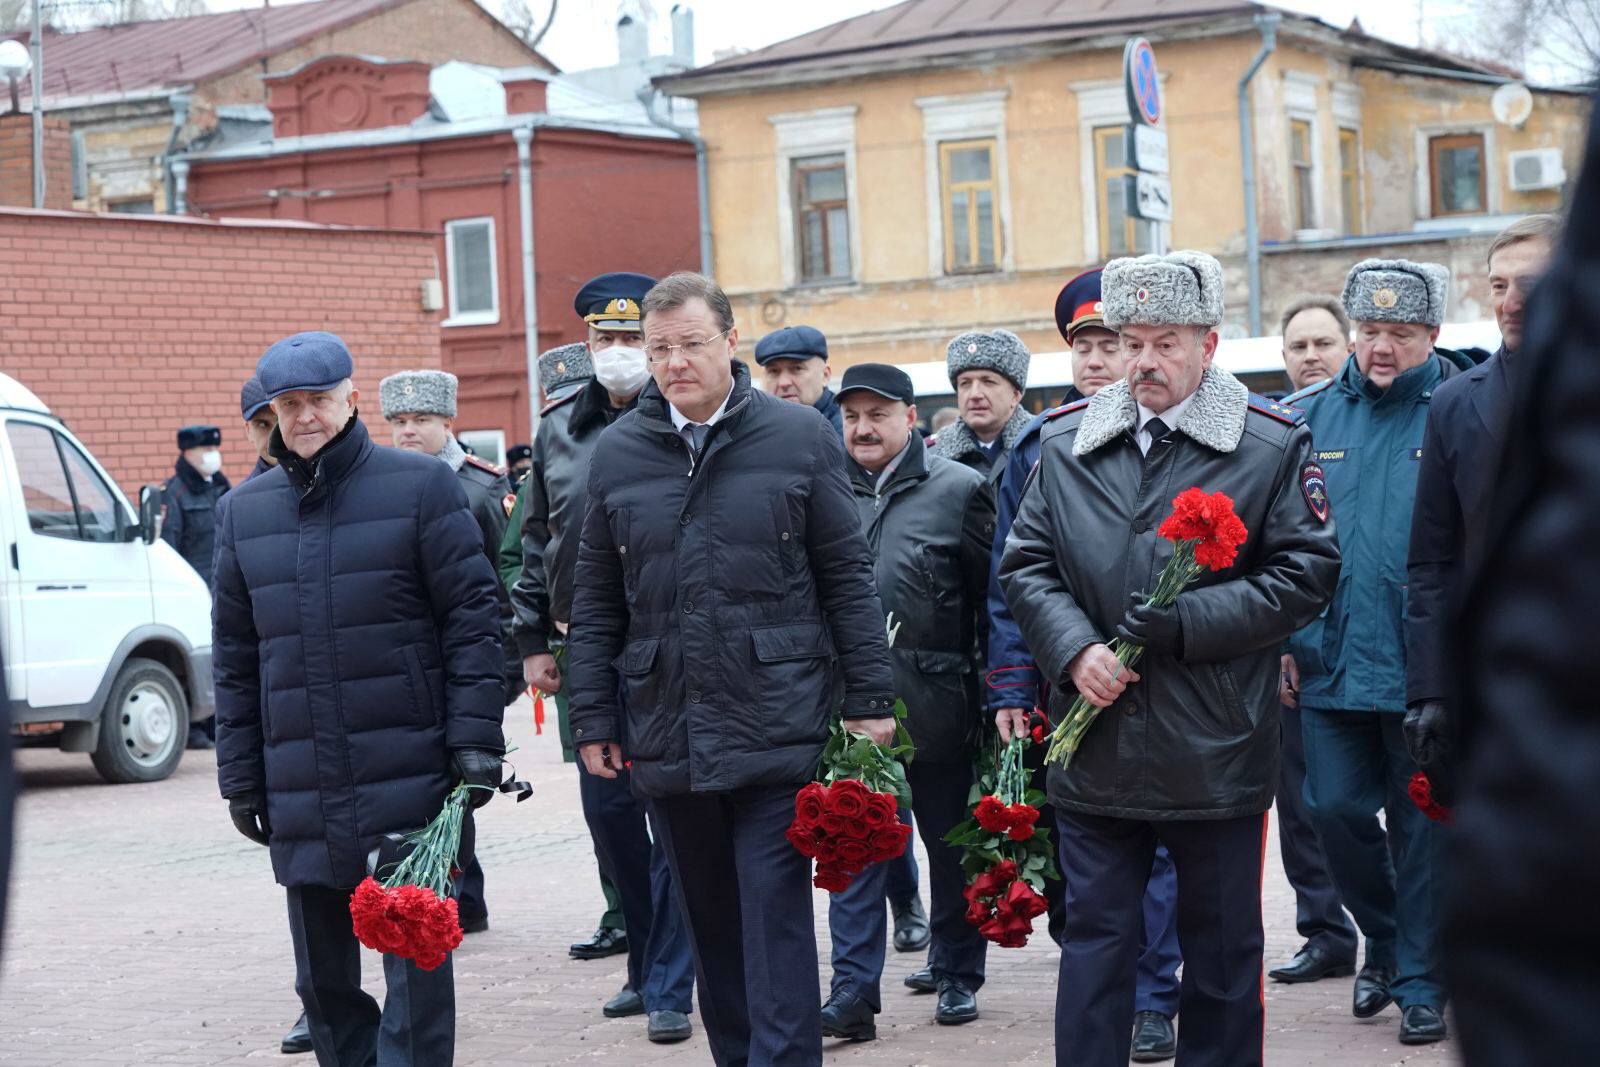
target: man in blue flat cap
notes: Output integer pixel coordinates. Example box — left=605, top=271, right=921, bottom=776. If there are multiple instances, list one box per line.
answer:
left=508, top=274, right=698, bottom=1044
left=755, top=325, right=842, bottom=435
left=212, top=332, right=507, bottom=1067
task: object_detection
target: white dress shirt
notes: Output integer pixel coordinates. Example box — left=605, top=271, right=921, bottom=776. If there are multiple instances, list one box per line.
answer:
left=1135, top=390, right=1196, bottom=456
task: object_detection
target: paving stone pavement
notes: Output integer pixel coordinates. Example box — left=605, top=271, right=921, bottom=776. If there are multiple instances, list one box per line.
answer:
left=0, top=700, right=1459, bottom=1066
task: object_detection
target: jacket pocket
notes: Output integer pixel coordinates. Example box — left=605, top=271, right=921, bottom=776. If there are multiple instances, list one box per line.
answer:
left=752, top=622, right=833, bottom=747
left=910, top=649, right=979, bottom=754
left=260, top=683, right=274, bottom=745
left=1210, top=661, right=1252, bottom=735
left=615, top=636, right=666, bottom=758
left=402, top=646, right=437, bottom=727
left=771, top=493, right=802, bottom=576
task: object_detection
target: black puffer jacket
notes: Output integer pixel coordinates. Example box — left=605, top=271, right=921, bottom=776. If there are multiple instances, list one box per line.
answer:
left=567, top=360, right=897, bottom=797
left=162, top=458, right=230, bottom=586
left=212, top=418, right=505, bottom=887
left=1000, top=367, right=1340, bottom=820
left=849, top=432, right=994, bottom=762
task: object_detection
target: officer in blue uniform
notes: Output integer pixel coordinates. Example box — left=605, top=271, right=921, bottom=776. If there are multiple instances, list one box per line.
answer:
left=1284, top=259, right=1468, bottom=1047
left=754, top=325, right=843, bottom=435
left=986, top=268, right=1182, bottom=1061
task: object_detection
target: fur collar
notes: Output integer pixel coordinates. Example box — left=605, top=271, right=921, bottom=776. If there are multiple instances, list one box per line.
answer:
left=1073, top=365, right=1249, bottom=456
left=928, top=405, right=1032, bottom=462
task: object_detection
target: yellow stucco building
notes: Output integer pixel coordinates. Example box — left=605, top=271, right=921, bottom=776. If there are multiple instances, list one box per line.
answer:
left=659, top=0, right=1586, bottom=375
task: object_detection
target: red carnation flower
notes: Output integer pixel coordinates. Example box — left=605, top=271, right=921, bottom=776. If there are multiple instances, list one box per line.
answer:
left=1158, top=488, right=1249, bottom=572
left=1031, top=724, right=1046, bottom=744
left=974, top=795, right=1011, bottom=834
left=1408, top=771, right=1452, bottom=823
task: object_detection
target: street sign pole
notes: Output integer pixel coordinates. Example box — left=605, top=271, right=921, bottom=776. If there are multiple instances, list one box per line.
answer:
left=1122, top=36, right=1168, bottom=252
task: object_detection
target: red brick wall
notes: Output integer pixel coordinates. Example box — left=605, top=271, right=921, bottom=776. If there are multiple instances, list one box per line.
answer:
left=0, top=116, right=73, bottom=210
left=0, top=208, right=441, bottom=495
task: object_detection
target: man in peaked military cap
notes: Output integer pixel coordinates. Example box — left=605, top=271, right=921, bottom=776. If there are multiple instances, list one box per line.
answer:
left=928, top=328, right=1033, bottom=486
left=985, top=267, right=1183, bottom=1061
left=508, top=274, right=697, bottom=1043
left=213, top=331, right=506, bottom=1066
left=162, top=423, right=231, bottom=748
left=1282, top=259, right=1468, bottom=1047
left=1000, top=251, right=1340, bottom=1067
left=755, top=324, right=842, bottom=435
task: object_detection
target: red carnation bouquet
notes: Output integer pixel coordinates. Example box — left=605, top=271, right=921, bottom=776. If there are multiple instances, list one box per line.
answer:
left=786, top=614, right=916, bottom=892
left=945, top=736, right=1057, bottom=947
left=1408, top=772, right=1452, bottom=823
left=1043, top=488, right=1249, bottom=767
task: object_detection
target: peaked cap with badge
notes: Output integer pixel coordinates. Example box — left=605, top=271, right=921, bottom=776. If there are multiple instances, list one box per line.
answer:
left=1102, top=251, right=1225, bottom=330
left=538, top=342, right=593, bottom=395
left=378, top=369, right=458, bottom=420
left=574, top=272, right=656, bottom=332
left=946, top=328, right=1030, bottom=391
left=1341, top=258, right=1449, bottom=328
left=177, top=425, right=222, bottom=450
left=1054, top=268, right=1110, bottom=343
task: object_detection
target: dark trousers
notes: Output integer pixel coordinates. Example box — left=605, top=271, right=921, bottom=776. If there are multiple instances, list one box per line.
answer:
left=1301, top=709, right=1445, bottom=1009
left=555, top=688, right=625, bottom=931
left=286, top=883, right=454, bottom=1067
left=829, top=761, right=986, bottom=1010
left=576, top=758, right=694, bottom=1012
left=654, top=783, right=821, bottom=1067
left=1276, top=706, right=1356, bottom=960
left=882, top=805, right=920, bottom=905
left=456, top=856, right=486, bottom=926
left=1055, top=810, right=1268, bottom=1067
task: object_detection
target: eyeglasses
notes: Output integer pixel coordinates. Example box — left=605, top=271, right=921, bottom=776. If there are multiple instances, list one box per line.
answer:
left=644, top=329, right=730, bottom=364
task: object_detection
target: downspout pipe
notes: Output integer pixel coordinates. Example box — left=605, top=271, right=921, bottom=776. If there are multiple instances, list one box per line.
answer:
left=162, top=93, right=191, bottom=213
left=514, top=124, right=542, bottom=439
left=29, top=0, right=42, bottom=208
left=638, top=85, right=713, bottom=276
left=1238, top=12, right=1279, bottom=337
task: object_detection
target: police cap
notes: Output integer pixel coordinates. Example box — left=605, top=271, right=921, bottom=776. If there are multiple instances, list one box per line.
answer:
left=177, top=425, right=222, bottom=449
left=574, top=272, right=656, bottom=332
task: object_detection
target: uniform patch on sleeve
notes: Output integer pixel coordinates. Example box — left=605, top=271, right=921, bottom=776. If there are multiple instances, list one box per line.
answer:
left=1300, top=461, right=1329, bottom=523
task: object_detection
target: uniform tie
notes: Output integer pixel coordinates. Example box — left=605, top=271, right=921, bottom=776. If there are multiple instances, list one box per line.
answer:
left=1145, top=417, right=1171, bottom=444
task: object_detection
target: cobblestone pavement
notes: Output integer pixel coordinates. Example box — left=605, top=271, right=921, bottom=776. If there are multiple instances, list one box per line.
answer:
left=1, top=700, right=1459, bottom=1066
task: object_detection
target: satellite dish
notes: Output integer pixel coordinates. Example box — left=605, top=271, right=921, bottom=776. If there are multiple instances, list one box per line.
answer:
left=1492, top=82, right=1534, bottom=128
left=0, top=40, right=31, bottom=79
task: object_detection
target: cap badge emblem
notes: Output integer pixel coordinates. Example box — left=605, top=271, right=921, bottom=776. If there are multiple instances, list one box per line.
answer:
left=967, top=342, right=978, bottom=354
left=1135, top=288, right=1150, bottom=303
left=1094, top=301, right=1104, bottom=312
left=555, top=360, right=566, bottom=374
left=1373, top=288, right=1398, bottom=309
left=402, top=383, right=415, bottom=395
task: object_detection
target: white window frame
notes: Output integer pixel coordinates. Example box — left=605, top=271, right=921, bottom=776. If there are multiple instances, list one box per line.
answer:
left=1415, top=122, right=1498, bottom=221
left=443, top=216, right=500, bottom=327
left=1070, top=79, right=1170, bottom=262
left=1332, top=81, right=1363, bottom=234
left=769, top=106, right=861, bottom=290
left=915, top=90, right=1013, bottom=276
left=1282, top=71, right=1325, bottom=237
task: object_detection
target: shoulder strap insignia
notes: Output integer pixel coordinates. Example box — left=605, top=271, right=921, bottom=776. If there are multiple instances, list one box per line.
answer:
left=1248, top=393, right=1303, bottom=426
left=540, top=389, right=581, bottom=416
left=1044, top=397, right=1091, bottom=420
left=464, top=454, right=507, bottom=477
left=1283, top=378, right=1335, bottom=406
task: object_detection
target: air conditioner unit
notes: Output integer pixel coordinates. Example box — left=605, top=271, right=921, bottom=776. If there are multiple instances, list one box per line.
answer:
left=1509, top=148, right=1567, bottom=191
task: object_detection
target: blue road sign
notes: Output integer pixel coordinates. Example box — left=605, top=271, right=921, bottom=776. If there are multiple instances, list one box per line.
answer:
left=1124, top=37, right=1161, bottom=126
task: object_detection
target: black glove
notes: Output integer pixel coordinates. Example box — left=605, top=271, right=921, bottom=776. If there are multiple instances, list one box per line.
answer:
left=1403, top=700, right=1456, bottom=805
left=228, top=790, right=272, bottom=846
left=452, top=748, right=503, bottom=809
left=1114, top=593, right=1183, bottom=655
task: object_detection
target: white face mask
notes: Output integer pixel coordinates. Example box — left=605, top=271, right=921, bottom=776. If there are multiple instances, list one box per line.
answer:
left=198, top=449, right=223, bottom=475
left=591, top=344, right=649, bottom=397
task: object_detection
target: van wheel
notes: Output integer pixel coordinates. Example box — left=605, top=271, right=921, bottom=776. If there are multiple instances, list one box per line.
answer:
left=90, top=658, right=187, bottom=784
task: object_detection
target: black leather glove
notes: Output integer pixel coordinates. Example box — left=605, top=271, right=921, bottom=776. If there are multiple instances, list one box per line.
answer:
left=1403, top=700, right=1456, bottom=805
left=452, top=748, right=503, bottom=809
left=1114, top=593, right=1183, bottom=655
left=228, top=790, right=272, bottom=846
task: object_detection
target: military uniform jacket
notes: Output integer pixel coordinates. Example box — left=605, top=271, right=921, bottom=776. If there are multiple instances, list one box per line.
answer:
left=162, top=458, right=231, bottom=587
left=1285, top=351, right=1464, bottom=714
left=509, top=379, right=636, bottom=657
left=849, top=432, right=995, bottom=763
left=1000, top=366, right=1341, bottom=820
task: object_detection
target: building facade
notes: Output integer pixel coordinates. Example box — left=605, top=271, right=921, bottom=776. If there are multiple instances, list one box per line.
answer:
left=658, top=0, right=1587, bottom=369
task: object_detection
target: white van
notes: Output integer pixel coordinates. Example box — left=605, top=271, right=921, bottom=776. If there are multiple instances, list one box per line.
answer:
left=0, top=371, right=214, bottom=783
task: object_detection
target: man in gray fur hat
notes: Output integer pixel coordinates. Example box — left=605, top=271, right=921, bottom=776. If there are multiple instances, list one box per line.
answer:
left=1000, top=250, right=1340, bottom=1067
left=928, top=328, right=1032, bottom=485
left=1280, top=258, right=1468, bottom=1046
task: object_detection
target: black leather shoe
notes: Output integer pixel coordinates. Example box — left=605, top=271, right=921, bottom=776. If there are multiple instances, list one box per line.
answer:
left=1399, top=1004, right=1448, bottom=1044
left=602, top=988, right=645, bottom=1018
left=570, top=926, right=628, bottom=960
left=903, top=966, right=937, bottom=993
left=647, top=1010, right=693, bottom=1044
left=1268, top=942, right=1356, bottom=984
left=1130, top=1010, right=1177, bottom=1062
left=280, top=1012, right=311, bottom=1055
left=820, top=991, right=877, bottom=1041
left=1352, top=964, right=1396, bottom=1019
left=935, top=981, right=979, bottom=1025
left=459, top=915, right=489, bottom=935
left=891, top=896, right=931, bottom=952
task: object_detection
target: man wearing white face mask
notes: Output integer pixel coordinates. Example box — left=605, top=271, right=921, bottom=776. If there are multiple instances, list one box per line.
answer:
left=508, top=272, right=698, bottom=1044
left=162, top=423, right=232, bottom=749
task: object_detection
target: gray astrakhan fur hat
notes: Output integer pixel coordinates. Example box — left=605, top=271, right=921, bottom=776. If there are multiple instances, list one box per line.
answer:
left=1341, top=258, right=1450, bottom=328
left=1102, top=251, right=1226, bottom=330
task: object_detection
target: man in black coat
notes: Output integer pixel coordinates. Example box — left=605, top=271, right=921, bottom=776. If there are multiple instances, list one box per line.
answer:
left=1001, top=251, right=1341, bottom=1067
left=164, top=423, right=231, bottom=749
left=567, top=272, right=897, bottom=1067
left=1403, top=213, right=1558, bottom=800
left=213, top=332, right=506, bottom=1067
left=819, top=364, right=994, bottom=1040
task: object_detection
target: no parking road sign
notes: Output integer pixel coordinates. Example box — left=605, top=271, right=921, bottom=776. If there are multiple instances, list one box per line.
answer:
left=1124, top=37, right=1162, bottom=127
